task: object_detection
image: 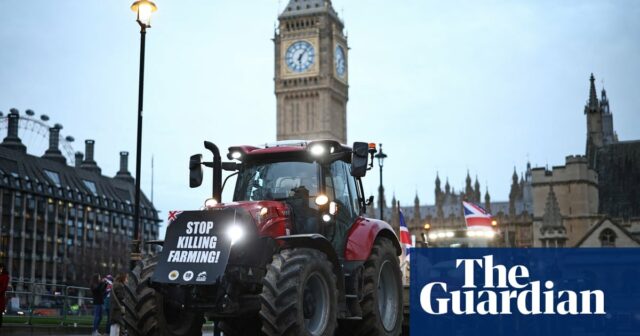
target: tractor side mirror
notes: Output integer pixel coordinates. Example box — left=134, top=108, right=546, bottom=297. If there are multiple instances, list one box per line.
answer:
left=351, top=142, right=369, bottom=177
left=189, top=154, right=203, bottom=188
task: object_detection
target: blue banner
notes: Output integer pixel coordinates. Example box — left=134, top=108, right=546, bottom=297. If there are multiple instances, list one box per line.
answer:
left=410, top=248, right=640, bottom=336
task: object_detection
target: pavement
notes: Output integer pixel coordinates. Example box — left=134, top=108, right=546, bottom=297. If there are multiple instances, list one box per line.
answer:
left=0, top=324, right=218, bottom=335
left=0, top=324, right=92, bottom=335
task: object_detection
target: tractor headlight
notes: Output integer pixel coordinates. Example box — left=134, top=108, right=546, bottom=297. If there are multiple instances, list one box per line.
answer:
left=309, top=144, right=325, bottom=156
left=315, top=194, right=329, bottom=206
left=226, top=224, right=245, bottom=246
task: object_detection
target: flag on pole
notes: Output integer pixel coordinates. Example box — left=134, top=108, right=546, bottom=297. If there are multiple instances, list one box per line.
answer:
left=399, top=209, right=412, bottom=261
left=462, top=201, right=493, bottom=228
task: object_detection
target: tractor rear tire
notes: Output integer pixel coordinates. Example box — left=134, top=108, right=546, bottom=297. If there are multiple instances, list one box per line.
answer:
left=341, top=237, right=403, bottom=336
left=260, top=248, right=338, bottom=336
left=126, top=254, right=205, bottom=336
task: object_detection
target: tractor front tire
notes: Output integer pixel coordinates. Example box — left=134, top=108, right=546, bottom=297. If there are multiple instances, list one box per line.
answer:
left=260, top=248, right=338, bottom=336
left=126, top=255, right=204, bottom=336
left=342, top=237, right=403, bottom=336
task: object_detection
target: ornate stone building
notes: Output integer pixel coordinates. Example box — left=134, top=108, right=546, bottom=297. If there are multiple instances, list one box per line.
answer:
left=275, top=0, right=348, bottom=144
left=530, top=74, right=640, bottom=247
left=376, top=74, right=639, bottom=248
left=585, top=74, right=640, bottom=219
left=382, top=169, right=534, bottom=247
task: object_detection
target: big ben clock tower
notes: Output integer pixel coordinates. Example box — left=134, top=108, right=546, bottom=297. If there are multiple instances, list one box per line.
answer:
left=275, top=0, right=348, bottom=144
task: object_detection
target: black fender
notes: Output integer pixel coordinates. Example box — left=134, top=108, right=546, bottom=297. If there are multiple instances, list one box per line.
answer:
left=275, top=234, right=349, bottom=317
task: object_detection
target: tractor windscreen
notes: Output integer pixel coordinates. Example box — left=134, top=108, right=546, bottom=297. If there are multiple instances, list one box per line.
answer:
left=234, top=161, right=320, bottom=203
left=234, top=161, right=322, bottom=233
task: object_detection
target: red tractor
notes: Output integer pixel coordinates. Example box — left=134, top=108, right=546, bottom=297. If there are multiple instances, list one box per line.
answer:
left=125, top=140, right=403, bottom=336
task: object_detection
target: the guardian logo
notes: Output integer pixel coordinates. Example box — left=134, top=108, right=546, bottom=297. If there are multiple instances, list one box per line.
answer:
left=420, top=255, right=605, bottom=315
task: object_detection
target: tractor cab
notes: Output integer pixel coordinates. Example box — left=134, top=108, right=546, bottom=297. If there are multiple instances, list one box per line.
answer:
left=230, top=141, right=366, bottom=256
left=190, top=140, right=375, bottom=258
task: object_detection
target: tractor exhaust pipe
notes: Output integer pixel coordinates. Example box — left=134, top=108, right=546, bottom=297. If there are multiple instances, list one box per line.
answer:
left=204, top=141, right=223, bottom=202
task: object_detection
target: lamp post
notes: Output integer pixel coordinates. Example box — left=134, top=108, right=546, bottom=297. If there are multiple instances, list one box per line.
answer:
left=130, top=0, right=157, bottom=270
left=374, top=144, right=387, bottom=221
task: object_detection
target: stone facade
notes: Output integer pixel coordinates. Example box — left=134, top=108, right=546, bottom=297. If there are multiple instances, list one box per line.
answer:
left=275, top=0, right=348, bottom=144
left=530, top=155, right=600, bottom=247
left=576, top=218, right=640, bottom=247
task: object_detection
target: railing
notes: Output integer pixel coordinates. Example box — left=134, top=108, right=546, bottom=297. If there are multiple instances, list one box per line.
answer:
left=2, top=279, right=102, bottom=327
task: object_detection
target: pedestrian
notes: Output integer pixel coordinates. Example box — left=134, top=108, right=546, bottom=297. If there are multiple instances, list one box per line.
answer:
left=0, top=263, right=9, bottom=328
left=90, top=273, right=106, bottom=336
left=104, top=274, right=113, bottom=334
left=109, top=272, right=128, bottom=336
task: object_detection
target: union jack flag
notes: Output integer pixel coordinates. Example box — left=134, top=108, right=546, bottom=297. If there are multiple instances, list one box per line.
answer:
left=462, top=201, right=493, bottom=228
left=399, top=209, right=412, bottom=261
left=167, top=210, right=183, bottom=224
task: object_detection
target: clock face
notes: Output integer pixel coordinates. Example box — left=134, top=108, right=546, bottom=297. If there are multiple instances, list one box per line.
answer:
left=335, top=45, right=346, bottom=78
left=285, top=41, right=315, bottom=73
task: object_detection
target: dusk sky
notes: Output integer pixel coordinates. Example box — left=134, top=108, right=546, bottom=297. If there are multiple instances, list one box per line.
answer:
left=1, top=1, right=639, bottom=234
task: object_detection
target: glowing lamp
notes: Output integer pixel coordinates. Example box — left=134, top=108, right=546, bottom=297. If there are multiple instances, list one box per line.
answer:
left=131, top=0, right=157, bottom=28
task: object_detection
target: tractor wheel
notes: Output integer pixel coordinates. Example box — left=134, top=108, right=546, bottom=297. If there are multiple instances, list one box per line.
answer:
left=341, top=237, right=403, bottom=336
left=126, top=254, right=205, bottom=336
left=260, top=248, right=338, bottom=336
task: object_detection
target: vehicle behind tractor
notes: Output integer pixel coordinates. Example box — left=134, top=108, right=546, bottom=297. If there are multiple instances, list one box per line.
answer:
left=124, top=140, right=404, bottom=336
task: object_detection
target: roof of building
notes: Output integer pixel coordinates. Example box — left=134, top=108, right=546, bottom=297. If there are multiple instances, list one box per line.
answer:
left=0, top=145, right=158, bottom=220
left=574, top=217, right=640, bottom=247
left=279, top=0, right=339, bottom=19
left=596, top=140, right=640, bottom=219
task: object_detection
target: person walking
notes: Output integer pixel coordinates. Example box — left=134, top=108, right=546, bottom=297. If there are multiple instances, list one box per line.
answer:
left=0, top=263, right=9, bottom=328
left=109, top=272, right=128, bottom=336
left=103, top=274, right=113, bottom=334
left=90, top=273, right=106, bottom=336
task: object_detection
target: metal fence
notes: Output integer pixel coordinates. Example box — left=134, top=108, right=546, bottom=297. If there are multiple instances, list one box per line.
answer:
left=2, top=279, right=101, bottom=327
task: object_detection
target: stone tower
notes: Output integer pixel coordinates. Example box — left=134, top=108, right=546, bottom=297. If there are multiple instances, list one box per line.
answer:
left=599, top=87, right=617, bottom=145
left=585, top=73, right=603, bottom=151
left=530, top=155, right=599, bottom=247
left=274, top=0, right=348, bottom=144
left=484, top=188, right=491, bottom=214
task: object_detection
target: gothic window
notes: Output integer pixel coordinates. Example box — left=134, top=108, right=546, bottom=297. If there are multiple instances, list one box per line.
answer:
left=599, top=228, right=617, bottom=247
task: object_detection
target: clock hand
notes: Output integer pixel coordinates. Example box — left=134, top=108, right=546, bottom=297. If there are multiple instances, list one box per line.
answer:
left=297, top=50, right=305, bottom=63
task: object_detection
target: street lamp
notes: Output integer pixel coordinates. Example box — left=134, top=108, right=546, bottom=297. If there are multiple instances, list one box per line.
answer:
left=374, top=144, right=387, bottom=221
left=130, top=0, right=157, bottom=269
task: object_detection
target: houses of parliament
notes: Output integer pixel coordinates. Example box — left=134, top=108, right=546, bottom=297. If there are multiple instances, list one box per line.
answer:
left=377, top=75, right=639, bottom=248
left=273, top=1, right=640, bottom=248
